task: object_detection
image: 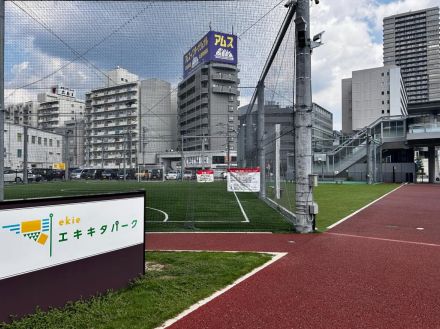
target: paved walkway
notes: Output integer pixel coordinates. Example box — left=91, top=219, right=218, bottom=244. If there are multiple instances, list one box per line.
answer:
left=146, top=184, right=440, bottom=329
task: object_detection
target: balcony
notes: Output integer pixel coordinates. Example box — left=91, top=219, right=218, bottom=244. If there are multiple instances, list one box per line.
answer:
left=212, top=73, right=237, bottom=83
left=212, top=86, right=239, bottom=95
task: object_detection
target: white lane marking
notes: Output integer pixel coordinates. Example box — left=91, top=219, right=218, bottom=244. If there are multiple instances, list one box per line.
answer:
left=416, top=227, right=424, bottom=231
left=154, top=251, right=287, bottom=329
left=327, top=183, right=407, bottom=230
left=146, top=206, right=169, bottom=222
left=327, top=232, right=440, bottom=248
left=233, top=191, right=250, bottom=223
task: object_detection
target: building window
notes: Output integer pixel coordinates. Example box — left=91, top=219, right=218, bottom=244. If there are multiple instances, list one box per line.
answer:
left=44, top=138, right=47, bottom=146
left=381, top=91, right=384, bottom=95
left=49, top=139, right=53, bottom=147
left=17, top=149, right=22, bottom=158
left=32, top=136, right=36, bottom=144
left=17, top=133, right=22, bottom=142
left=38, top=137, right=42, bottom=145
left=382, top=110, right=385, bottom=114
left=381, top=72, right=384, bottom=77
left=57, top=140, right=60, bottom=147
left=387, top=91, right=390, bottom=95
left=382, top=101, right=385, bottom=105
left=387, top=110, right=390, bottom=113
left=387, top=100, right=390, bottom=104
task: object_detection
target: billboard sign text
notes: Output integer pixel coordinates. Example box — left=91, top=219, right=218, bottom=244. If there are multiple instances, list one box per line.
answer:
left=183, top=31, right=237, bottom=78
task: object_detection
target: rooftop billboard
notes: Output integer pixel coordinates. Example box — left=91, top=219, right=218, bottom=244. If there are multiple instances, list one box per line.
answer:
left=183, top=31, right=237, bottom=78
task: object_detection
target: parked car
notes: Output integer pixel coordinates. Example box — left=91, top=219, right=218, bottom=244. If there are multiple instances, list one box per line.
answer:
left=4, top=169, right=23, bottom=183
left=183, top=170, right=194, bottom=180
left=32, top=168, right=65, bottom=181
left=102, top=169, right=118, bottom=180
left=117, top=169, right=136, bottom=180
left=26, top=170, right=43, bottom=182
left=81, top=169, right=104, bottom=180
left=70, top=168, right=85, bottom=179
left=165, top=171, right=180, bottom=180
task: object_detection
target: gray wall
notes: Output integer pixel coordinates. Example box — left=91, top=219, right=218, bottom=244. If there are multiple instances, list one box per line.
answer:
left=139, top=79, right=174, bottom=164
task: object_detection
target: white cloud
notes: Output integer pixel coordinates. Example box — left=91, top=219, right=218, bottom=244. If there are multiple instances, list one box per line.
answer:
left=11, top=61, right=29, bottom=75
left=309, top=0, right=438, bottom=130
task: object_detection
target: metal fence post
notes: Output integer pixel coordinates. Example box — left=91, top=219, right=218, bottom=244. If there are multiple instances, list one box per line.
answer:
left=257, top=82, right=265, bottom=199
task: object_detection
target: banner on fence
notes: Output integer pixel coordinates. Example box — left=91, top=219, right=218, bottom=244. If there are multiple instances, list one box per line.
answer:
left=196, top=170, right=214, bottom=183
left=227, top=168, right=260, bottom=192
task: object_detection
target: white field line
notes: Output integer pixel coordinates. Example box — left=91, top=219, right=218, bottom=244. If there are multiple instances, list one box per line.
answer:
left=162, top=220, right=246, bottom=223
left=326, top=183, right=407, bottom=230
left=233, top=191, right=250, bottom=223
left=154, top=251, right=287, bottom=329
left=145, top=206, right=169, bottom=222
left=148, top=232, right=273, bottom=234
left=327, top=232, right=440, bottom=248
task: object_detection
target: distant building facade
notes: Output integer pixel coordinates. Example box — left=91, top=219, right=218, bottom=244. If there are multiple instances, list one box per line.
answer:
left=237, top=103, right=333, bottom=169
left=4, top=122, right=63, bottom=169
left=85, top=68, right=174, bottom=168
left=5, top=101, right=39, bottom=128
left=384, top=7, right=440, bottom=104
left=342, top=66, right=408, bottom=134
left=37, top=86, right=85, bottom=132
left=178, top=31, right=240, bottom=156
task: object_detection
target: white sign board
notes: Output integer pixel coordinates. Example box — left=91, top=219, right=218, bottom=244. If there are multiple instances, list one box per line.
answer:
left=0, top=196, right=144, bottom=280
left=227, top=168, right=260, bottom=192
left=196, top=170, right=214, bottom=183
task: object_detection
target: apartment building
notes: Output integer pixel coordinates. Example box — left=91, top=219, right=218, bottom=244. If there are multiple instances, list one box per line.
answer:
left=85, top=68, right=174, bottom=168
left=5, top=101, right=39, bottom=127
left=37, top=86, right=85, bottom=132
left=384, top=7, right=440, bottom=103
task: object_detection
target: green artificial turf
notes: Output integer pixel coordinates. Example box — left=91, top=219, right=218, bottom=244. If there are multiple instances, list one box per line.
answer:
left=4, top=180, right=291, bottom=232
left=4, top=180, right=400, bottom=232
left=1, top=251, right=272, bottom=329
left=267, top=182, right=399, bottom=230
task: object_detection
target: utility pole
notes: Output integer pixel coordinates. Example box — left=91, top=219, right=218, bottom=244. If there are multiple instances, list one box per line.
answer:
left=227, top=125, right=231, bottom=170
left=64, top=131, right=69, bottom=181
left=180, top=135, right=184, bottom=181
left=23, top=126, right=28, bottom=184
left=0, top=0, right=5, bottom=201
left=257, top=81, right=265, bottom=199
left=275, top=124, right=281, bottom=199
left=123, top=134, right=126, bottom=181
left=201, top=136, right=205, bottom=170
left=294, top=0, right=315, bottom=233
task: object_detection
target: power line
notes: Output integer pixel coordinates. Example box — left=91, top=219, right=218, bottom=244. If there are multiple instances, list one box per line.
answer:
left=6, top=1, right=155, bottom=100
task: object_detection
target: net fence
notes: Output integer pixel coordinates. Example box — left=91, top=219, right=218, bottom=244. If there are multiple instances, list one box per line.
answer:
left=4, top=0, right=298, bottom=232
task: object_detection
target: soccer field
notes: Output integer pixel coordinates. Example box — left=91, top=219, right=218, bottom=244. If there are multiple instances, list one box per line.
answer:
left=4, top=180, right=291, bottom=232
left=3, top=180, right=400, bottom=232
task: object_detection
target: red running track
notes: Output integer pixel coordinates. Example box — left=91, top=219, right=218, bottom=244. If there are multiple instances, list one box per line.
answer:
left=146, top=184, right=440, bottom=329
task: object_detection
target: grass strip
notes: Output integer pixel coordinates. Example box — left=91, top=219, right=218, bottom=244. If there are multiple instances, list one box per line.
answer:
left=1, top=251, right=272, bottom=329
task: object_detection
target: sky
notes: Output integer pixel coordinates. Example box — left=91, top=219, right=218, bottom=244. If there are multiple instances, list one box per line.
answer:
left=5, top=0, right=440, bottom=130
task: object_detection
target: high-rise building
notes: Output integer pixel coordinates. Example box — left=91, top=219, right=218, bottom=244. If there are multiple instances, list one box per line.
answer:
left=5, top=101, right=39, bottom=127
left=37, top=86, right=85, bottom=132
left=85, top=68, right=174, bottom=168
left=342, top=66, right=408, bottom=134
left=383, top=7, right=440, bottom=104
left=178, top=31, right=239, bottom=153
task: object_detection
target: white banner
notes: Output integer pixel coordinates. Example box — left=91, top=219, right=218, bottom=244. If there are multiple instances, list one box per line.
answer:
left=0, top=196, right=144, bottom=280
left=196, top=170, right=214, bottom=183
left=227, top=168, right=261, bottom=192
